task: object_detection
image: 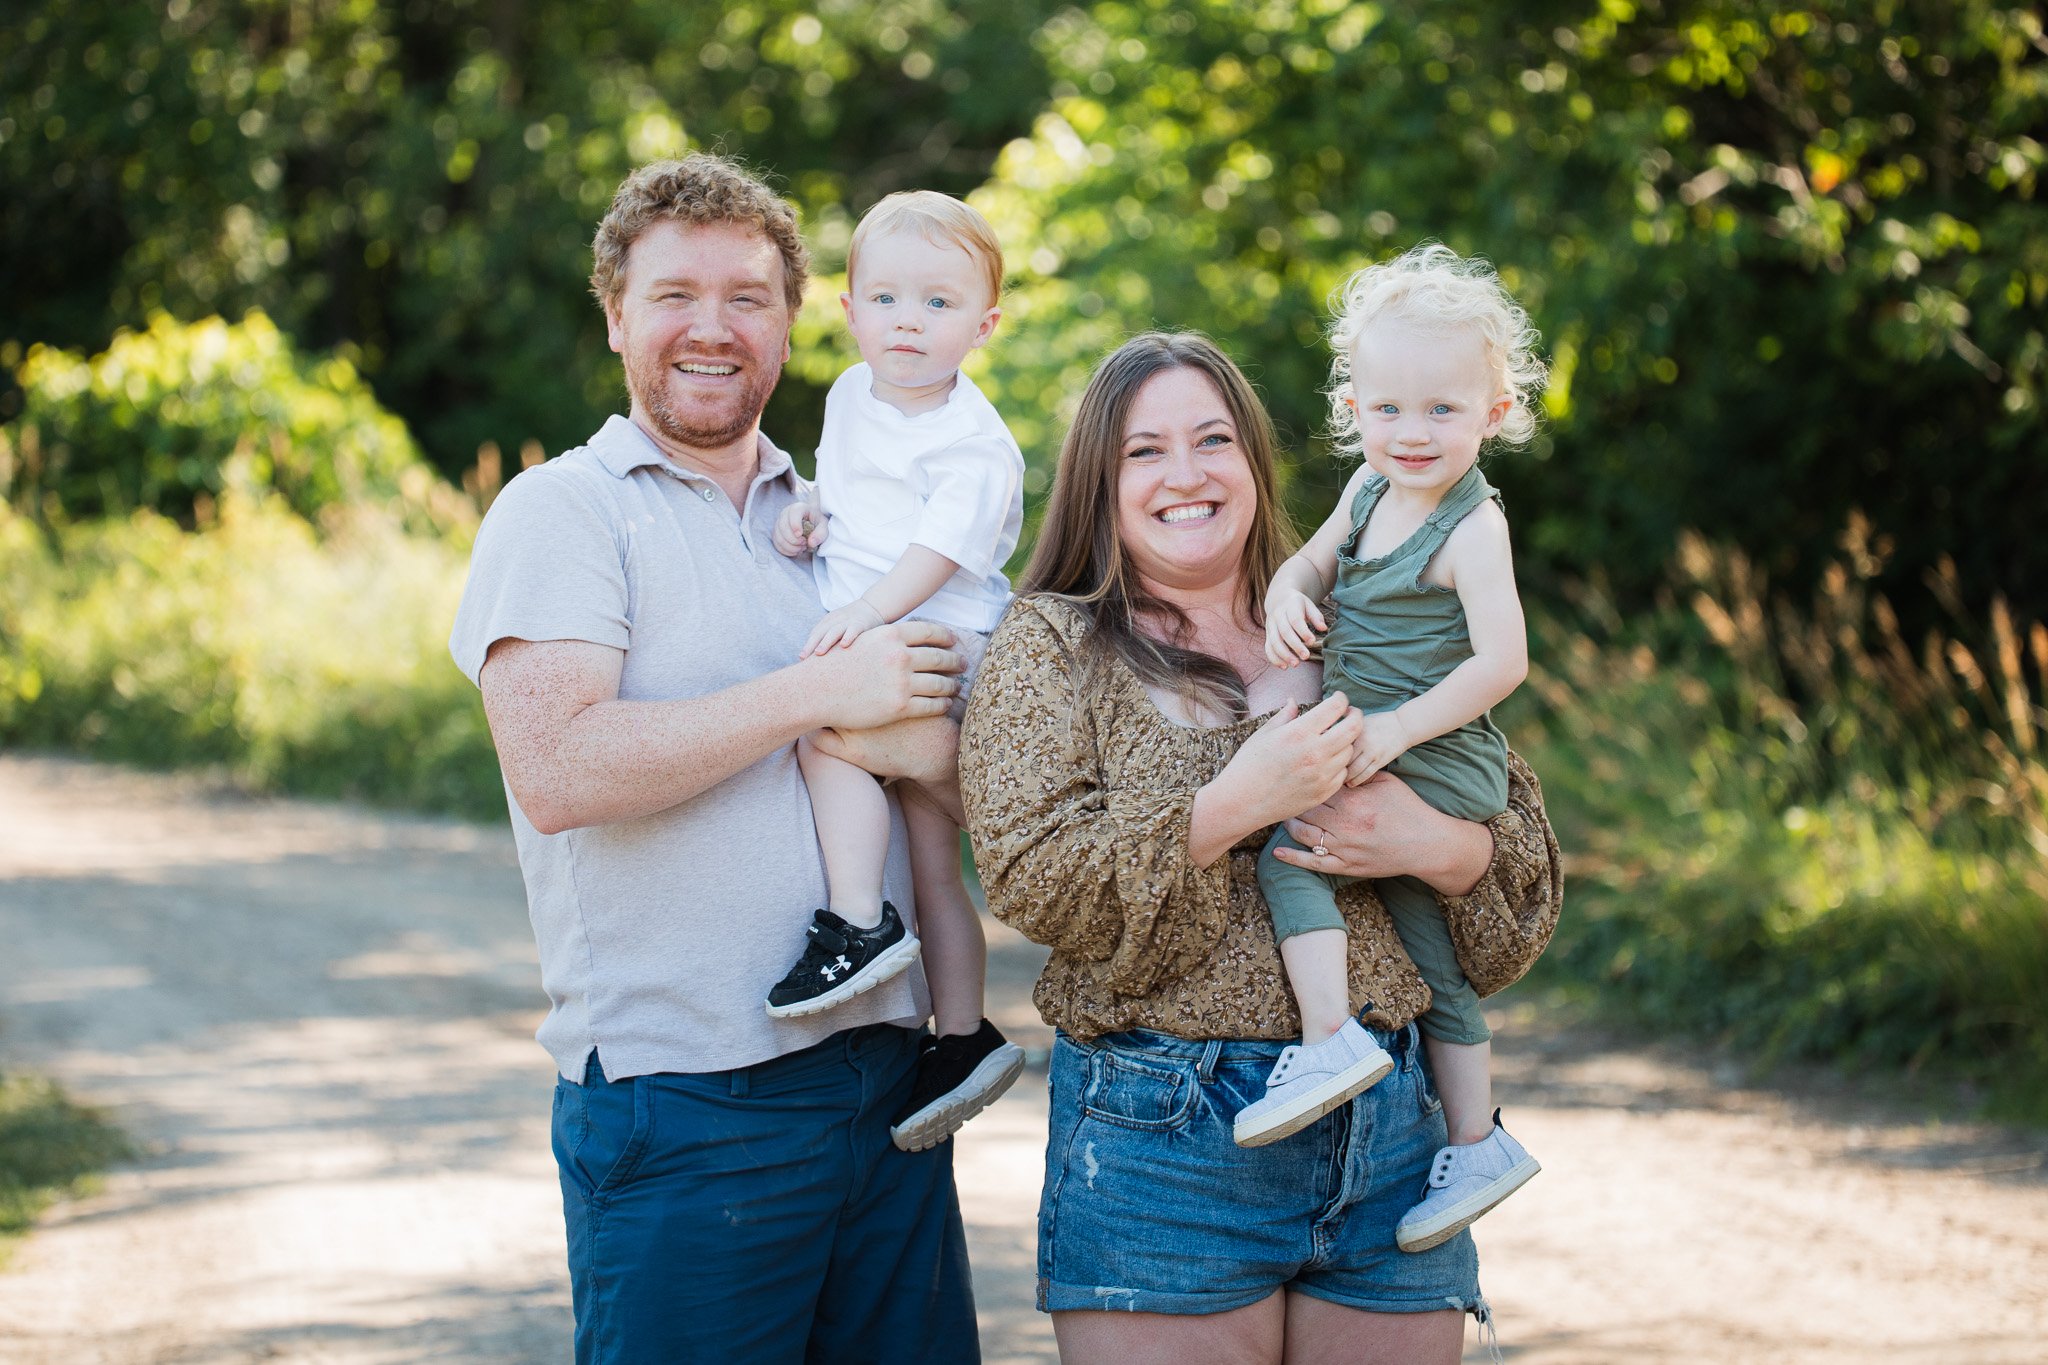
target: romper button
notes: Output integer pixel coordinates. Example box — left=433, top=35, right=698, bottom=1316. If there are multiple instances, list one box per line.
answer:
left=701, top=488, right=714, bottom=501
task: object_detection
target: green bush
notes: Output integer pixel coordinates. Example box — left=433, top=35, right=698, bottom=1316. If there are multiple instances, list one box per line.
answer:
left=0, top=494, right=503, bottom=819
left=6, top=312, right=464, bottom=530
left=0, top=1072, right=130, bottom=1260
left=1512, top=522, right=2048, bottom=1116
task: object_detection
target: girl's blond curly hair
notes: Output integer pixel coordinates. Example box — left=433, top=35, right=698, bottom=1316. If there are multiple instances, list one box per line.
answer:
left=1325, top=242, right=1547, bottom=457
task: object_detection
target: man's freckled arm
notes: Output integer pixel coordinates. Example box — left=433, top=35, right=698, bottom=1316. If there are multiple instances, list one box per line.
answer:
left=481, top=637, right=836, bottom=834
left=481, top=626, right=954, bottom=833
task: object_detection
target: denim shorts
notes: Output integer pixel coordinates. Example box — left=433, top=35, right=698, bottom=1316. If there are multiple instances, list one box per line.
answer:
left=1037, top=1021, right=1483, bottom=1317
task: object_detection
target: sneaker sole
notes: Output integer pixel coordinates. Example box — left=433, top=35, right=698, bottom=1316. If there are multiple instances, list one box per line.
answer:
left=890, top=1043, right=1027, bottom=1152
left=1395, top=1156, right=1542, bottom=1253
left=1232, top=1052, right=1395, bottom=1149
left=763, top=936, right=922, bottom=1018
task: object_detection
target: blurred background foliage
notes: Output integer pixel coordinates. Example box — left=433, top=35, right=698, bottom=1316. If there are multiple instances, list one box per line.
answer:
left=2, top=0, right=2045, bottom=1110
left=4, top=0, right=2041, bottom=615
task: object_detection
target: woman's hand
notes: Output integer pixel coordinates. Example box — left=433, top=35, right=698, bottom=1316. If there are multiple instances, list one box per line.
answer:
left=1215, top=693, right=1361, bottom=828
left=1275, top=771, right=1495, bottom=895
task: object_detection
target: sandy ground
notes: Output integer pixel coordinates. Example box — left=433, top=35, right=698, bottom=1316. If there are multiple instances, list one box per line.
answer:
left=0, top=754, right=2044, bottom=1364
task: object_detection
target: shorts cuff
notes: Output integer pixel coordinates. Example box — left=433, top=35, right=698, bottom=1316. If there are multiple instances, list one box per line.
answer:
left=1038, top=1276, right=1276, bottom=1317
left=1290, top=1283, right=1487, bottom=1317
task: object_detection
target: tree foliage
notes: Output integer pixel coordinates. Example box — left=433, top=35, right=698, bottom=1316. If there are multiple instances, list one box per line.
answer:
left=973, top=0, right=2046, bottom=612
left=10, top=311, right=453, bottom=528
left=5, top=0, right=2043, bottom=617
left=1, top=0, right=1051, bottom=473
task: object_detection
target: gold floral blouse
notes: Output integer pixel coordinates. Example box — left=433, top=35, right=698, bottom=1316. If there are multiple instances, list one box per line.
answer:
left=961, top=596, right=1563, bottom=1042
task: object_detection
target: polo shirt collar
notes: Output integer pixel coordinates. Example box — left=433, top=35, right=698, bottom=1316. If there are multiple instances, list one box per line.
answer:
left=590, top=413, right=795, bottom=488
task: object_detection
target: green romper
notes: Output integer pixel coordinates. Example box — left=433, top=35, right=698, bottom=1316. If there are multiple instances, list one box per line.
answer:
left=1257, top=462, right=1508, bottom=1046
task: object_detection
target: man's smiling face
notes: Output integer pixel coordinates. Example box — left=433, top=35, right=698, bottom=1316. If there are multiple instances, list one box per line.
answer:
left=605, top=218, right=794, bottom=458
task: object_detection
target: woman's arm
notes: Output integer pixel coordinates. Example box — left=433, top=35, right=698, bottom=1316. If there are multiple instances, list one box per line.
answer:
left=1278, top=751, right=1563, bottom=995
left=1274, top=770, right=1494, bottom=893
left=961, top=602, right=1233, bottom=995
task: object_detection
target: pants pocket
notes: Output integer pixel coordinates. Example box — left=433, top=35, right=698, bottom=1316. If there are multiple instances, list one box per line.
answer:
left=1080, top=1045, right=1199, bottom=1132
left=555, top=1068, right=654, bottom=1203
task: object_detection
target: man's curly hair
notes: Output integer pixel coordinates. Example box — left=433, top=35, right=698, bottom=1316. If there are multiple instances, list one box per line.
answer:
left=590, top=154, right=811, bottom=313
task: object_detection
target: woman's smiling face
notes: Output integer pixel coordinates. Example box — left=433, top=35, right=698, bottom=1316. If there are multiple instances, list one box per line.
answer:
left=1115, top=366, right=1258, bottom=595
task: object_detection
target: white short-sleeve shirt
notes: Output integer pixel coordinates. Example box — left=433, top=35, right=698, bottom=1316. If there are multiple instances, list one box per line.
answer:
left=812, top=364, right=1025, bottom=634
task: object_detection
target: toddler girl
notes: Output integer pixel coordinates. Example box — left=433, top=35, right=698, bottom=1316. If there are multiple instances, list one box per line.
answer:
left=1240, top=243, right=1545, bottom=1254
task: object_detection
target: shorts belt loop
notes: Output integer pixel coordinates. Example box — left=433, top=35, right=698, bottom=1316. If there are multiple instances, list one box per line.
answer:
left=730, top=1065, right=751, bottom=1098
left=1196, top=1039, right=1223, bottom=1084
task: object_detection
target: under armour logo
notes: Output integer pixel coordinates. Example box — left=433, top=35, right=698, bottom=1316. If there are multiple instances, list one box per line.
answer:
left=820, top=955, right=853, bottom=982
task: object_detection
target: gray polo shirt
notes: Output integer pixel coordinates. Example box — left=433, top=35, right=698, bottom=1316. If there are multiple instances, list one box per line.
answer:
left=450, top=414, right=926, bottom=1081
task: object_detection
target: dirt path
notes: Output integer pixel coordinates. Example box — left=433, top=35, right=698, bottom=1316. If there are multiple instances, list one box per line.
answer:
left=0, top=755, right=2043, bottom=1363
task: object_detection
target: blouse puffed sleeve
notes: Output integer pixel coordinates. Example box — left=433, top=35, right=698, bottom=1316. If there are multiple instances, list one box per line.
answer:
left=1440, top=748, right=1564, bottom=997
left=960, top=599, right=1234, bottom=996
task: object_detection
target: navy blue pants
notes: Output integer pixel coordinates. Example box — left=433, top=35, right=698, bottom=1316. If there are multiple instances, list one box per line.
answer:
left=553, top=1024, right=979, bottom=1363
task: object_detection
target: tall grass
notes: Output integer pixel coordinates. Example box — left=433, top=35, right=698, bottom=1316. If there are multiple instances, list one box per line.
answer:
left=0, top=494, right=504, bottom=819
left=1512, top=515, right=2048, bottom=1116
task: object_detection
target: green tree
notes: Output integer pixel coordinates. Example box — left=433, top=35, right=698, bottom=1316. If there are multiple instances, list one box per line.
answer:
left=2, top=0, right=1057, bottom=473
left=974, top=0, right=2046, bottom=617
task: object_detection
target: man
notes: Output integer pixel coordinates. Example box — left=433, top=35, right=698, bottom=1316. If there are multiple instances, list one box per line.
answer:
left=449, top=154, right=978, bottom=1362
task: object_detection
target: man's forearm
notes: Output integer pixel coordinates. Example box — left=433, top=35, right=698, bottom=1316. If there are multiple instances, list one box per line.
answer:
left=501, top=662, right=828, bottom=834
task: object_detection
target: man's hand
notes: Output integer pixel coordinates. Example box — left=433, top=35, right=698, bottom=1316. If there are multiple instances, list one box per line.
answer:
left=811, top=714, right=966, bottom=825
left=1264, top=588, right=1327, bottom=669
left=1274, top=771, right=1493, bottom=895
left=800, top=619, right=961, bottom=730
left=1347, top=709, right=1413, bottom=785
left=773, top=501, right=827, bottom=557
left=802, top=598, right=887, bottom=658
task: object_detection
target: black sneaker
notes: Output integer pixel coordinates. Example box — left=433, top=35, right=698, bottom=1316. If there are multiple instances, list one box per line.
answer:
left=889, top=1019, right=1027, bottom=1151
left=764, top=902, right=921, bottom=1018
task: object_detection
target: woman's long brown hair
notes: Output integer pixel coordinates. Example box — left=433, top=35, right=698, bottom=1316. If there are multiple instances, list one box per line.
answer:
left=1017, top=332, right=1300, bottom=720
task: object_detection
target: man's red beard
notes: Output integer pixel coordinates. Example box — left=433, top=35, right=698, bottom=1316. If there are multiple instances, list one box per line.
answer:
left=626, top=345, right=783, bottom=453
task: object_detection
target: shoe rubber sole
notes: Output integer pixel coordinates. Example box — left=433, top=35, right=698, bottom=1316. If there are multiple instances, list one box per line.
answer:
left=763, top=936, right=922, bottom=1018
left=1232, top=1051, right=1395, bottom=1149
left=1395, top=1156, right=1542, bottom=1253
left=890, top=1042, right=1027, bottom=1152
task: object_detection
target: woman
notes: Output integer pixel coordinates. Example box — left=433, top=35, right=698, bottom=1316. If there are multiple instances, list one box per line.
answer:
left=960, top=334, right=1560, bottom=1363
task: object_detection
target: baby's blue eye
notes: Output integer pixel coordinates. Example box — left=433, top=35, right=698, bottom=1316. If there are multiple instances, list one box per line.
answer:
left=874, top=293, right=895, bottom=305
left=1374, top=403, right=1398, bottom=415
left=1431, top=403, right=1452, bottom=415
left=928, top=297, right=951, bottom=309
